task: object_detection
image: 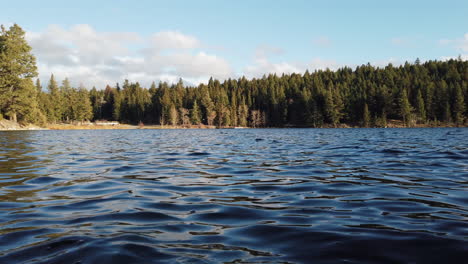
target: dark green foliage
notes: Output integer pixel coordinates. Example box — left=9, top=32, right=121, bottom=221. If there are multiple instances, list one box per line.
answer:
left=0, top=24, right=40, bottom=123
left=190, top=101, right=201, bottom=125
left=46, top=74, right=62, bottom=122
left=1, top=23, right=467, bottom=127
left=399, top=88, right=412, bottom=127
left=363, top=103, right=371, bottom=127
left=453, top=84, right=465, bottom=125
left=415, top=89, right=426, bottom=123
left=74, top=59, right=466, bottom=127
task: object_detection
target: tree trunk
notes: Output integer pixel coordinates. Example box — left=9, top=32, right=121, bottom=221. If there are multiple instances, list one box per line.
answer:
left=10, top=112, right=17, bottom=123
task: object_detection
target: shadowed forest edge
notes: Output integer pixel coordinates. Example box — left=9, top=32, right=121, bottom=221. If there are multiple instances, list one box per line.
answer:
left=1, top=24, right=467, bottom=129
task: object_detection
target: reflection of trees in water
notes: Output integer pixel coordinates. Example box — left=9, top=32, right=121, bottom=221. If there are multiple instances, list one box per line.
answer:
left=0, top=131, right=45, bottom=202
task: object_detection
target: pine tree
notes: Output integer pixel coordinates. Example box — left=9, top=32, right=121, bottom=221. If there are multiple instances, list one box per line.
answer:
left=102, top=85, right=114, bottom=120
left=207, top=110, right=216, bottom=126
left=310, top=100, right=323, bottom=127
left=399, top=88, right=412, bottom=126
left=61, top=78, right=73, bottom=122
left=190, top=100, right=201, bottom=125
left=35, top=78, right=42, bottom=93
left=415, top=89, right=426, bottom=123
left=379, top=110, right=387, bottom=128
left=47, top=74, right=62, bottom=123
left=453, top=84, right=465, bottom=125
left=112, top=86, right=121, bottom=121
left=333, top=86, right=344, bottom=122
left=0, top=24, right=39, bottom=123
left=223, top=107, right=231, bottom=127
left=75, top=87, right=93, bottom=122
left=14, top=79, right=46, bottom=124
left=237, top=103, right=248, bottom=127
left=230, top=92, right=238, bottom=127
left=444, top=102, right=451, bottom=123
left=179, top=107, right=190, bottom=126
left=2, top=27, right=464, bottom=129
left=36, top=79, right=49, bottom=121
left=363, top=103, right=371, bottom=127
left=169, top=105, right=178, bottom=126
left=324, top=89, right=339, bottom=126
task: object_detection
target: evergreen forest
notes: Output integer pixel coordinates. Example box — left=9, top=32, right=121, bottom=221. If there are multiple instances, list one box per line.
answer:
left=1, top=24, right=467, bottom=127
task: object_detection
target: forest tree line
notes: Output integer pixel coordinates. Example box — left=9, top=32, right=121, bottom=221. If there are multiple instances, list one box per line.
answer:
left=35, top=58, right=468, bottom=127
left=1, top=24, right=467, bottom=127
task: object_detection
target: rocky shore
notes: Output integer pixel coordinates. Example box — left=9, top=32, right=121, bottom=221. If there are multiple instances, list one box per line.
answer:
left=0, top=120, right=43, bottom=131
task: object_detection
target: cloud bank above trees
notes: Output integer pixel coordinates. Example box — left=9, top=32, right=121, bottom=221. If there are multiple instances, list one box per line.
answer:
left=26, top=24, right=233, bottom=88
left=25, top=24, right=346, bottom=89
left=25, top=24, right=467, bottom=89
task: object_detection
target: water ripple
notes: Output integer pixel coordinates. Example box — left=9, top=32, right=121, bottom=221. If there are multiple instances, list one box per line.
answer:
left=0, top=128, right=467, bottom=263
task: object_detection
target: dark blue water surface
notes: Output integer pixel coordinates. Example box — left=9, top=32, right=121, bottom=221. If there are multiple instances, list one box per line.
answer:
left=0, top=128, right=467, bottom=263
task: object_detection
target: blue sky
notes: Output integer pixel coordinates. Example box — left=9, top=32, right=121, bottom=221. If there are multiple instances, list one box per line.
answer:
left=1, top=0, right=467, bottom=87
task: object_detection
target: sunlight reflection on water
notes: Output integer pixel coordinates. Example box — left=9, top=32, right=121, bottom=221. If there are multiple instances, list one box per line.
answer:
left=0, top=128, right=467, bottom=263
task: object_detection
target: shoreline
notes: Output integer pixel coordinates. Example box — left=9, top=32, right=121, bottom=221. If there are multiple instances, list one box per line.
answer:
left=1, top=120, right=466, bottom=131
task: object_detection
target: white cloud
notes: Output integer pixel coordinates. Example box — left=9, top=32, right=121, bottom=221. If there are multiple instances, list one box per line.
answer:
left=255, top=44, right=284, bottom=58
left=169, top=52, right=231, bottom=78
left=150, top=31, right=200, bottom=50
left=243, top=45, right=294, bottom=77
left=245, top=58, right=300, bottom=78
left=0, top=22, right=15, bottom=30
left=244, top=46, right=297, bottom=77
left=244, top=46, right=340, bottom=78
left=26, top=24, right=232, bottom=89
left=30, top=24, right=440, bottom=89
left=305, top=58, right=340, bottom=71
left=371, top=58, right=406, bottom=68
left=439, top=33, right=468, bottom=53
left=27, top=24, right=141, bottom=66
left=440, top=54, right=468, bottom=61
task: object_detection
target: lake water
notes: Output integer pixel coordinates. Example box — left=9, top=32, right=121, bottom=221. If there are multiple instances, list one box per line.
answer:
left=0, top=128, right=467, bottom=263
